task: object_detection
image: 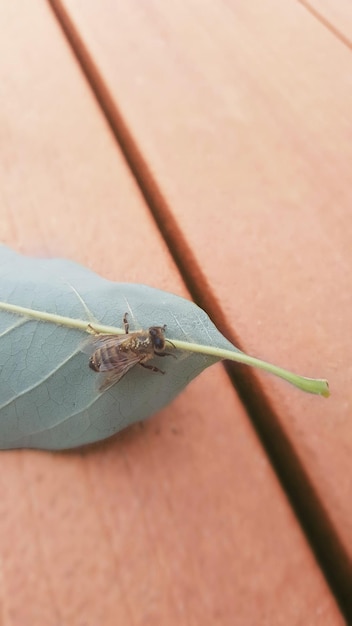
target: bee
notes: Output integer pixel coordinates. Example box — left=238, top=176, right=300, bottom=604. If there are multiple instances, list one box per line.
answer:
left=86, top=313, right=175, bottom=391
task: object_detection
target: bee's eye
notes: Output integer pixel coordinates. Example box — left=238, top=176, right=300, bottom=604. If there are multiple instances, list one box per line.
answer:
left=154, top=337, right=164, bottom=350
left=150, top=327, right=165, bottom=351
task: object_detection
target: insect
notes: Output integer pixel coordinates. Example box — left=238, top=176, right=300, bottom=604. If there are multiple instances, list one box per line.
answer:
left=86, top=313, right=176, bottom=391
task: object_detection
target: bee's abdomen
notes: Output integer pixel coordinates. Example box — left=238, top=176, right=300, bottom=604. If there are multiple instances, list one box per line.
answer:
left=89, top=344, right=124, bottom=372
left=89, top=354, right=100, bottom=371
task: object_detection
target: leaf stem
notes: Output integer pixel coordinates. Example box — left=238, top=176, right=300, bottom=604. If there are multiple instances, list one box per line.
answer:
left=170, top=339, right=330, bottom=398
left=0, top=300, right=124, bottom=335
left=0, top=300, right=329, bottom=398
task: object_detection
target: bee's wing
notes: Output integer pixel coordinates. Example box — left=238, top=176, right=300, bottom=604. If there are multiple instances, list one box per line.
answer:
left=97, top=356, right=140, bottom=391
left=81, top=334, right=128, bottom=357
left=81, top=334, right=142, bottom=392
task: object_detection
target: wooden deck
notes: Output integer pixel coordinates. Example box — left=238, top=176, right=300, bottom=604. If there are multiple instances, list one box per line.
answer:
left=0, top=1, right=351, bottom=624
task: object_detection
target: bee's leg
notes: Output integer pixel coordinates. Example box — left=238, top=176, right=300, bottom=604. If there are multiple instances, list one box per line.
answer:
left=87, top=323, right=99, bottom=335
left=139, top=363, right=165, bottom=374
left=123, top=312, right=129, bottom=334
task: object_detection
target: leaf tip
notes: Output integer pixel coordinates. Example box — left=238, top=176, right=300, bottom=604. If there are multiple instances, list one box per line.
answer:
left=320, top=379, right=330, bottom=398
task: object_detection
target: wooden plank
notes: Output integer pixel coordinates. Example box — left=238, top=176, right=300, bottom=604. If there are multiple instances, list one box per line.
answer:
left=0, top=1, right=343, bottom=624
left=53, top=0, right=352, bottom=615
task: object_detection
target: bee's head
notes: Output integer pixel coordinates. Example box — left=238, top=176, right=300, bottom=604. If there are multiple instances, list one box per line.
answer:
left=149, top=325, right=166, bottom=352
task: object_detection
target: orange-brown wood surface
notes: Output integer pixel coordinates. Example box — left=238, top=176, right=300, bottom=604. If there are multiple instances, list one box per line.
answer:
left=0, top=1, right=350, bottom=624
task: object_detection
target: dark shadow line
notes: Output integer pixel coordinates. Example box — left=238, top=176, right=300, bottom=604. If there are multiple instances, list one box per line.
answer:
left=47, top=0, right=352, bottom=619
left=297, top=0, right=352, bottom=51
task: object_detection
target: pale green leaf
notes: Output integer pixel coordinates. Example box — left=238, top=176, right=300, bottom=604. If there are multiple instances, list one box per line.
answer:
left=0, top=246, right=329, bottom=450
